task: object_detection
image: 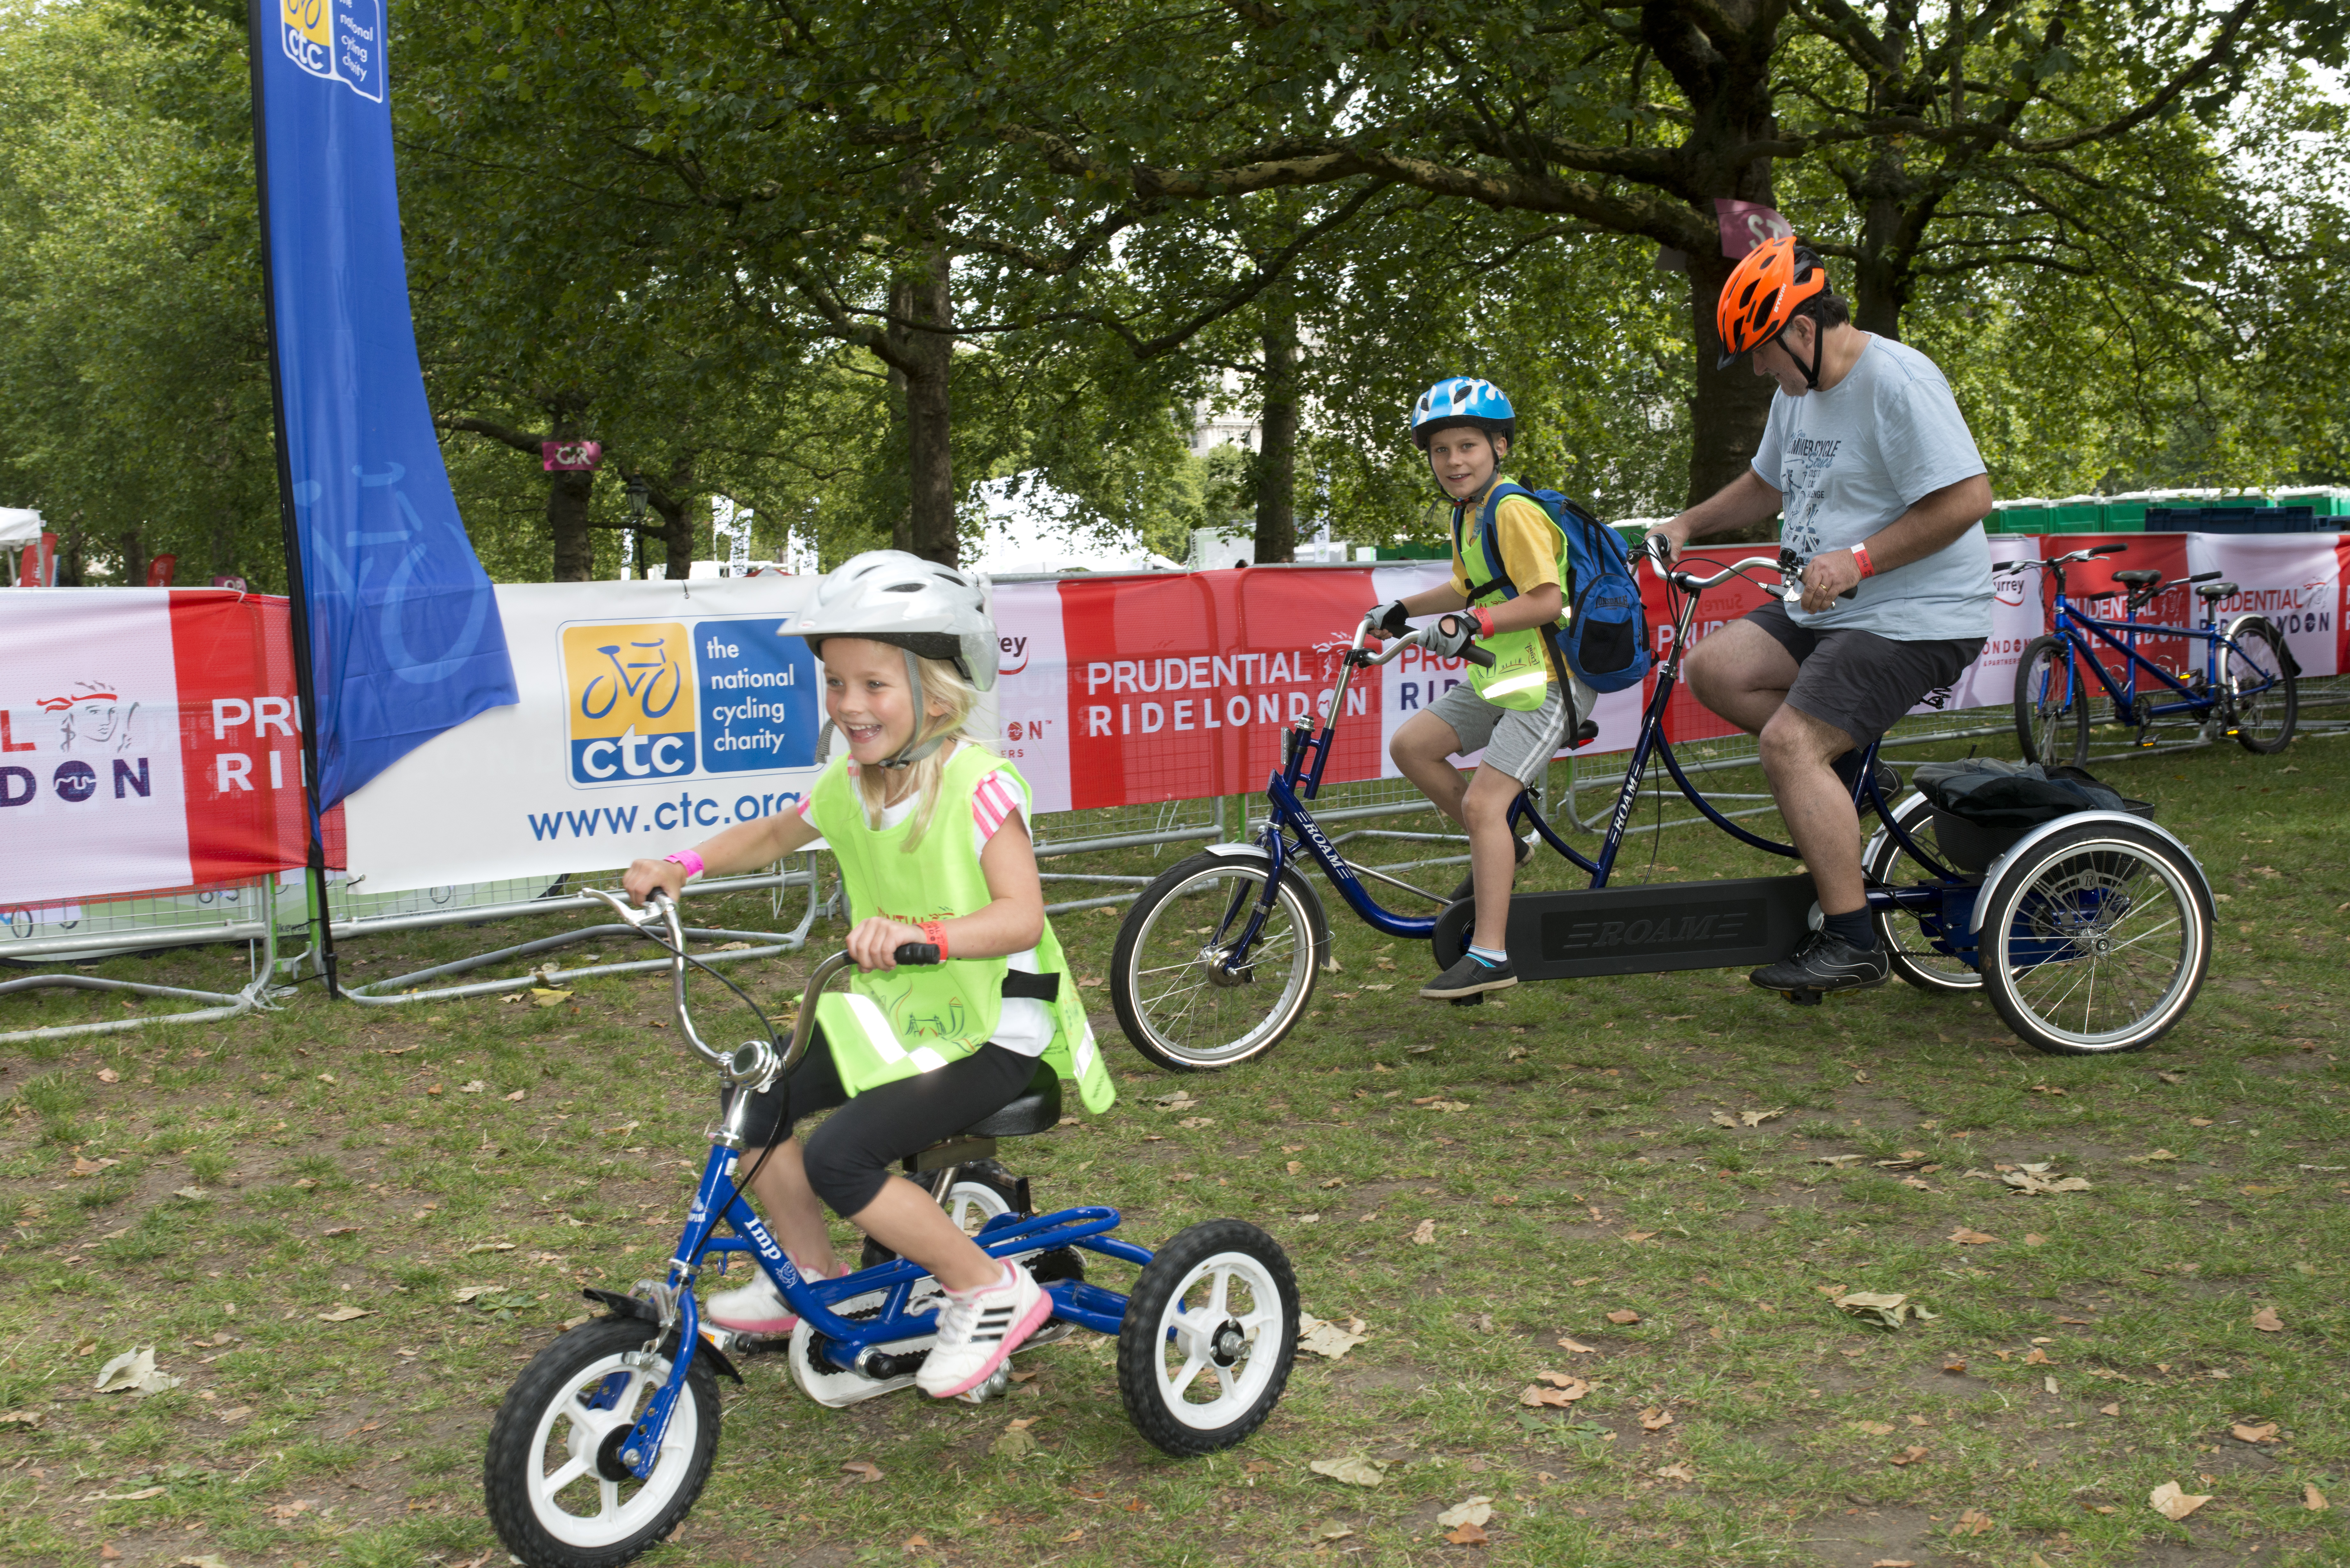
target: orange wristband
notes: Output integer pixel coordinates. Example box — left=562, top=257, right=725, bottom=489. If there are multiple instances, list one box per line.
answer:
left=920, top=920, right=950, bottom=959
left=1851, top=541, right=1876, bottom=579
left=1472, top=605, right=1496, bottom=638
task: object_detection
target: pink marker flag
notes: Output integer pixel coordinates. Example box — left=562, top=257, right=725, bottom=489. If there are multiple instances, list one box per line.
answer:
left=1715, top=199, right=1793, bottom=259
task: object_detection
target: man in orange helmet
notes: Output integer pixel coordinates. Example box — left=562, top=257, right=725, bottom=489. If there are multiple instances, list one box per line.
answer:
left=1645, top=237, right=1994, bottom=997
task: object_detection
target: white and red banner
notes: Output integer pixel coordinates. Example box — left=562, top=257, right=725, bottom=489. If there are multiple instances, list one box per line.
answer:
left=7, top=534, right=2341, bottom=907
left=0, top=589, right=315, bottom=909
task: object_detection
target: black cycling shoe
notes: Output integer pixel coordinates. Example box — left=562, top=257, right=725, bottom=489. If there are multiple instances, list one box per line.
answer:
left=1420, top=952, right=1519, bottom=1000
left=1749, top=929, right=1890, bottom=994
left=1833, top=754, right=1901, bottom=818
left=1448, top=836, right=1533, bottom=903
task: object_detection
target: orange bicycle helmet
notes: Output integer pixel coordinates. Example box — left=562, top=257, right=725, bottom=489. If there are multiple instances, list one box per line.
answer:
left=1715, top=235, right=1830, bottom=383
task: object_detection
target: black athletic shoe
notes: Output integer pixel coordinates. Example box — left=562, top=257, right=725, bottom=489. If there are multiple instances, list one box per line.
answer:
left=1749, top=929, right=1890, bottom=994
left=1448, top=836, right=1533, bottom=903
left=1420, top=952, right=1519, bottom=1000
left=1833, top=754, right=1901, bottom=818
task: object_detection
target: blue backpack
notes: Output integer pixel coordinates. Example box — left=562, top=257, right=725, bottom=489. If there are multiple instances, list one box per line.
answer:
left=1462, top=483, right=1653, bottom=694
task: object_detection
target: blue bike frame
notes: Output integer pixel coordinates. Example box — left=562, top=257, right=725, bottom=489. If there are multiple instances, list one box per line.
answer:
left=2045, top=578, right=2275, bottom=728
left=1217, top=556, right=1960, bottom=970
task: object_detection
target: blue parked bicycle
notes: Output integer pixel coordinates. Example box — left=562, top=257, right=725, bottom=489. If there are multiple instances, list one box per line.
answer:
left=2009, top=543, right=2298, bottom=766
left=483, top=890, right=1298, bottom=1568
left=1109, top=546, right=2214, bottom=1063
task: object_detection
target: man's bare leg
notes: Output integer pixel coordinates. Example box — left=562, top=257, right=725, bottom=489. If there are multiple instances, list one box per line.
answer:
left=1684, top=620, right=1800, bottom=737
left=1757, top=705, right=1866, bottom=916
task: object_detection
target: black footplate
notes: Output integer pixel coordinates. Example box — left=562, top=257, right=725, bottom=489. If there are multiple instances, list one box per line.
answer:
left=1432, top=873, right=1816, bottom=981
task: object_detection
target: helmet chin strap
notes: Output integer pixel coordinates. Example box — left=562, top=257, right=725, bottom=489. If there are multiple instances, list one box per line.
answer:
left=875, top=647, right=951, bottom=770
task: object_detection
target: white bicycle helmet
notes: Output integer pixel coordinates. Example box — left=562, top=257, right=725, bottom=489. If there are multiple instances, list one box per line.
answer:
left=796, top=550, right=997, bottom=768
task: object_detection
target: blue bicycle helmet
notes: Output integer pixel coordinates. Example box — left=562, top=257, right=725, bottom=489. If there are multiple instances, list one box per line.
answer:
left=1410, top=377, right=1516, bottom=450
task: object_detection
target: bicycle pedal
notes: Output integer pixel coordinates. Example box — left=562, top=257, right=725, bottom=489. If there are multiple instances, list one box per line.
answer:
left=1784, top=987, right=1824, bottom=1008
left=955, top=1363, right=1012, bottom=1405
left=1447, top=991, right=1486, bottom=1008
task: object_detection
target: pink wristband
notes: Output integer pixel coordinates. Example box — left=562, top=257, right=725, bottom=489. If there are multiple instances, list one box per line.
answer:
left=664, top=850, right=705, bottom=881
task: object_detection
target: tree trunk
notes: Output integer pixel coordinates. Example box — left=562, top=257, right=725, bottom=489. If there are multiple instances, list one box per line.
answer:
left=649, top=491, right=695, bottom=581
left=118, top=527, right=148, bottom=587
left=1251, top=304, right=1299, bottom=564
left=1682, top=244, right=1780, bottom=521
left=888, top=249, right=958, bottom=567
left=546, top=404, right=596, bottom=581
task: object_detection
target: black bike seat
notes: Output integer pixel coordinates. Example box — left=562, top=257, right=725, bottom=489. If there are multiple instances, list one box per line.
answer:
left=2111, top=569, right=2163, bottom=588
left=958, top=1063, right=1062, bottom=1138
left=2195, top=581, right=2237, bottom=600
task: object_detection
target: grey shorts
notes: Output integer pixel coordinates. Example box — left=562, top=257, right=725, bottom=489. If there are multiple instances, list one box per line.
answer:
left=1425, top=678, right=1573, bottom=786
left=1743, top=599, right=1985, bottom=750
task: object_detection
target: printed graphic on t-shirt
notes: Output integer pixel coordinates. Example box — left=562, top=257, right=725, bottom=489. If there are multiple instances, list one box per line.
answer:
left=1779, top=435, right=1845, bottom=558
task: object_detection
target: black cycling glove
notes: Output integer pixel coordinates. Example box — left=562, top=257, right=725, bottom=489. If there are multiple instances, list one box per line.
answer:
left=1368, top=599, right=1412, bottom=638
left=1426, top=612, right=1481, bottom=660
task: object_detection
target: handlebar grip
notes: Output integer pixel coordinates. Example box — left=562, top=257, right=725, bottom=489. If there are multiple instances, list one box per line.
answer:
left=1991, top=560, right=2019, bottom=572
left=1838, top=586, right=1858, bottom=600
left=2089, top=543, right=2127, bottom=556
left=1461, top=642, right=1496, bottom=668
left=893, top=942, right=942, bottom=966
left=2189, top=570, right=2222, bottom=584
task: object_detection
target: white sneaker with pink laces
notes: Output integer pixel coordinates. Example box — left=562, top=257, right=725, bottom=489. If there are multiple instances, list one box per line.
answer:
left=916, top=1261, right=1050, bottom=1398
left=705, top=1263, right=835, bottom=1335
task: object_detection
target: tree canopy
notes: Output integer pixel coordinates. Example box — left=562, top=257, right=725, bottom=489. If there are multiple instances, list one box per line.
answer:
left=0, top=0, right=2341, bottom=586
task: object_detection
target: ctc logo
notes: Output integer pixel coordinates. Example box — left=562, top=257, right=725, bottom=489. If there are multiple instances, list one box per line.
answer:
left=562, top=622, right=698, bottom=784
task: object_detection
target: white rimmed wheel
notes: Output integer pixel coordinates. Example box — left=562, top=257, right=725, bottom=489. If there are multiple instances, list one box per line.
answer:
left=1977, top=820, right=2212, bottom=1056
left=1864, top=797, right=1982, bottom=995
left=2220, top=616, right=2298, bottom=753
left=1118, top=1219, right=1299, bottom=1456
left=1111, top=852, right=1326, bottom=1073
left=484, top=1316, right=719, bottom=1568
left=2014, top=635, right=2088, bottom=767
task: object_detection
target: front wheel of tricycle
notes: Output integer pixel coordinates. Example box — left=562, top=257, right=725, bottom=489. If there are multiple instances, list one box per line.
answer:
left=1111, top=852, right=1326, bottom=1073
left=483, top=1316, right=720, bottom=1568
left=1977, top=819, right=2211, bottom=1056
left=1118, top=1219, right=1299, bottom=1457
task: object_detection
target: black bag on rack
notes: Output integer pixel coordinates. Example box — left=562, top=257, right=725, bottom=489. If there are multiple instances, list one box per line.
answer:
left=1910, top=759, right=2151, bottom=873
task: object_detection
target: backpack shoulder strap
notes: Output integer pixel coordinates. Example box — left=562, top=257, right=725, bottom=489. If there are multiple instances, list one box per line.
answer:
left=1464, top=483, right=1534, bottom=601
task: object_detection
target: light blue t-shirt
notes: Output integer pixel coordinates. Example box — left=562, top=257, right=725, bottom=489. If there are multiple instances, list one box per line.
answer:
left=1751, top=336, right=1992, bottom=640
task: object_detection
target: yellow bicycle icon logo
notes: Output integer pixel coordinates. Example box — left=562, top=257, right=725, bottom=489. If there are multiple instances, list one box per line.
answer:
left=581, top=640, right=685, bottom=722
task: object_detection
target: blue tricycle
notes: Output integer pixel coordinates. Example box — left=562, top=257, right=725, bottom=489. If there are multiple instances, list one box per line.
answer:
left=483, top=890, right=1299, bottom=1568
left=1108, top=547, right=2216, bottom=1062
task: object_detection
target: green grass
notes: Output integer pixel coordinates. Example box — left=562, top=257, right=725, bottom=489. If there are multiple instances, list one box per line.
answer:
left=1, top=728, right=2344, bottom=1566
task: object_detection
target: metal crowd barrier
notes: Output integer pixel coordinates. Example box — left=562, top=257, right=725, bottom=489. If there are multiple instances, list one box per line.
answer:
left=0, top=878, right=283, bottom=1044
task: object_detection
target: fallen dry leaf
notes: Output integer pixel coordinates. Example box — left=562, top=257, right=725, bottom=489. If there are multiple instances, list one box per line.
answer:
left=1410, top=1218, right=1437, bottom=1245
left=2230, top=1421, right=2280, bottom=1444
left=1444, top=1521, right=1490, bottom=1545
left=93, top=1347, right=180, bottom=1396
left=1870, top=1561, right=1917, bottom=1567
left=1639, top=1407, right=1673, bottom=1431
left=2149, top=1481, right=2211, bottom=1520
left=1949, top=1227, right=1999, bottom=1245
left=1555, top=1336, right=1598, bottom=1354
left=2251, top=1307, right=2285, bottom=1333
left=529, top=988, right=572, bottom=1007
left=1519, top=1378, right=1590, bottom=1407
left=71, top=1156, right=120, bottom=1176
left=1888, top=1445, right=1930, bottom=1466
left=2305, top=1483, right=2328, bottom=1512
left=318, top=1305, right=373, bottom=1322
left=1951, top=1508, right=1994, bottom=1537
left=2100, top=1402, right=2122, bottom=1416
left=1835, top=1291, right=1935, bottom=1329
left=840, top=1460, right=883, bottom=1483
left=990, top=1426, right=1039, bottom=1458
left=96, top=1068, right=119, bottom=1083
left=1655, top=1459, right=1697, bottom=1482
left=0, top=1409, right=42, bottom=1430
left=1297, top=1314, right=1367, bottom=1360
left=1853, top=1421, right=1897, bottom=1436
left=2023, top=1347, right=2052, bottom=1366
left=1605, top=1309, right=1641, bottom=1326
left=2023, top=1233, right=2047, bottom=1246
left=504, top=1089, right=527, bottom=1102
left=1308, top=1456, right=1390, bottom=1488
left=1435, top=1496, right=1495, bottom=1530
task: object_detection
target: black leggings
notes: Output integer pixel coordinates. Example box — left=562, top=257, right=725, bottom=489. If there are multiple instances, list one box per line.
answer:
left=729, top=1028, right=1039, bottom=1217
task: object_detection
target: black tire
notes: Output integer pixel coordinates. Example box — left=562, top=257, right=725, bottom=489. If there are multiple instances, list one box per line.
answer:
left=1976, top=819, right=2212, bottom=1056
left=859, top=1162, right=1025, bottom=1268
left=484, top=1316, right=720, bottom=1568
left=1110, top=852, right=1327, bottom=1073
left=1863, top=796, right=1982, bottom=995
left=1117, top=1219, right=1298, bottom=1457
left=2014, top=635, right=2088, bottom=768
left=2221, top=617, right=2298, bottom=754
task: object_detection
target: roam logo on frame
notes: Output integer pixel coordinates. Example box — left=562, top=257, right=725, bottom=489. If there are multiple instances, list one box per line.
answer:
left=562, top=623, right=697, bottom=785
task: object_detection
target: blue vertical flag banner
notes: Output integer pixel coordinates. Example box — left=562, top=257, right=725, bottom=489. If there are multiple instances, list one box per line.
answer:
left=254, top=0, right=517, bottom=808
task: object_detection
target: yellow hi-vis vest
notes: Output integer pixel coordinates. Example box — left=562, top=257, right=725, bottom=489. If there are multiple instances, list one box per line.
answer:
left=803, top=746, right=1117, bottom=1113
left=1451, top=484, right=1573, bottom=711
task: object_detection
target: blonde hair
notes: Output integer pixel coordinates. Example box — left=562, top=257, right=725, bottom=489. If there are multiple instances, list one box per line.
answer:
left=852, top=653, right=993, bottom=851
